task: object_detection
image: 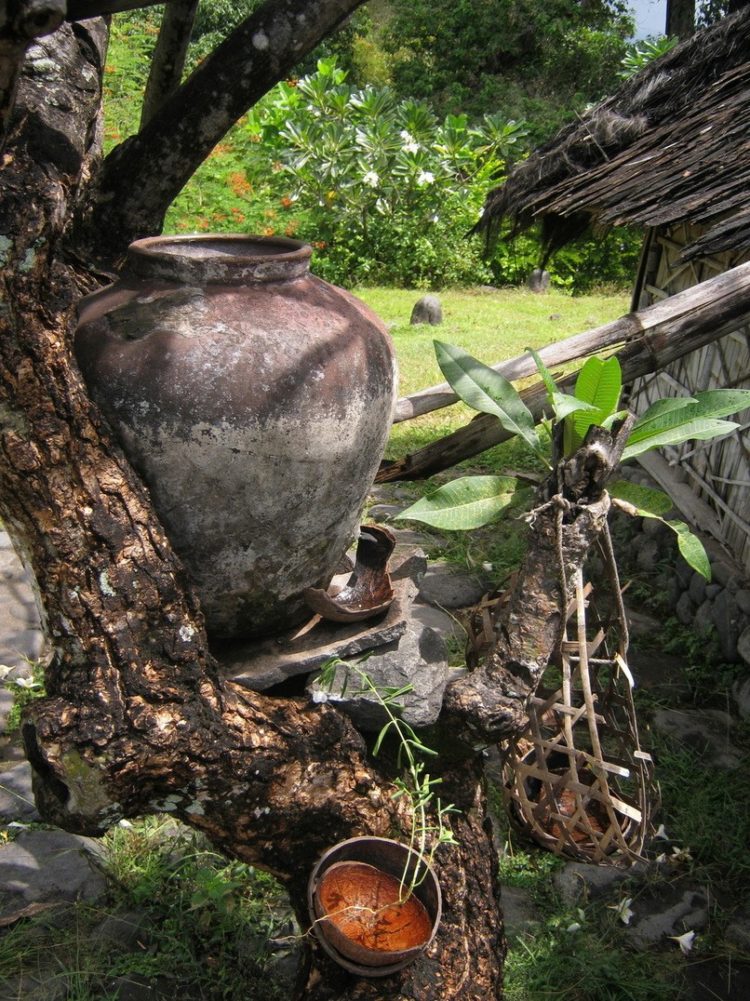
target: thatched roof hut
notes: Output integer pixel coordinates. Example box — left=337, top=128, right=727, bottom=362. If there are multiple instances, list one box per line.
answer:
left=479, top=9, right=750, bottom=577
left=479, top=7, right=750, bottom=266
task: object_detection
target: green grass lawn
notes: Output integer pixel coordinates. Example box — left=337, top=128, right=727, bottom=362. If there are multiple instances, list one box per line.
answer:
left=355, top=287, right=629, bottom=462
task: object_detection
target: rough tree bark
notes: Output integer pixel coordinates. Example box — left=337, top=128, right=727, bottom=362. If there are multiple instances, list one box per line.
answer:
left=0, top=5, right=624, bottom=998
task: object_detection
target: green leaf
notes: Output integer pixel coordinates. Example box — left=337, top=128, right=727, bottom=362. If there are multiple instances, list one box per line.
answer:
left=550, top=393, right=599, bottom=421
left=621, top=418, right=739, bottom=461
left=395, top=475, right=523, bottom=530
left=570, top=355, right=622, bottom=450
left=526, top=346, right=559, bottom=398
left=434, top=341, right=541, bottom=457
left=608, top=479, right=674, bottom=518
left=671, top=521, right=711, bottom=581
left=635, top=396, right=698, bottom=424
left=627, top=389, right=750, bottom=446
left=526, top=346, right=597, bottom=424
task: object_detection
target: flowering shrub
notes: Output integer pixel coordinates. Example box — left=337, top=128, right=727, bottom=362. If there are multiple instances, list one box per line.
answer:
left=240, top=58, right=528, bottom=287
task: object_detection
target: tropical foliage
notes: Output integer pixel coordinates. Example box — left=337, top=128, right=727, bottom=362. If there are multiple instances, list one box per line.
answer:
left=398, top=343, right=750, bottom=578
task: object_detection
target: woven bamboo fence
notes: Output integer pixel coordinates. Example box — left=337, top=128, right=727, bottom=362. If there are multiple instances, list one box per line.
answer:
left=631, top=223, right=750, bottom=573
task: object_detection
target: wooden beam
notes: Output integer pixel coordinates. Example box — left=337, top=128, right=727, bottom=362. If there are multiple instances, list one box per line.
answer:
left=379, top=261, right=750, bottom=482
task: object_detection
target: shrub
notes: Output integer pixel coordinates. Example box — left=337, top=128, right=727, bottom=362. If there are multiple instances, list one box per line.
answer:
left=239, top=58, right=528, bottom=287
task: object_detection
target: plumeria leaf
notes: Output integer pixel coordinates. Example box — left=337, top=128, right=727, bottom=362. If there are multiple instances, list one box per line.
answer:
left=608, top=480, right=674, bottom=518
left=434, top=342, right=543, bottom=459
left=570, top=355, right=622, bottom=450
left=526, top=346, right=559, bottom=397
left=621, top=418, right=739, bottom=461
left=396, top=475, right=526, bottom=530
left=526, top=347, right=597, bottom=424
left=671, top=521, right=711, bottom=581
left=609, top=482, right=710, bottom=580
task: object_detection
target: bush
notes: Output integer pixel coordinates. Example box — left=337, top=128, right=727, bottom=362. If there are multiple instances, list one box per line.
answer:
left=238, top=58, right=528, bottom=287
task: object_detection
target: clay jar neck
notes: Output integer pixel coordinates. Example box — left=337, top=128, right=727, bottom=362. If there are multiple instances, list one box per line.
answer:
left=125, top=234, right=312, bottom=285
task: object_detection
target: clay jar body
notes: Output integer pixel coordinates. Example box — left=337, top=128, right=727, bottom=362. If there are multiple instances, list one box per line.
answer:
left=74, top=235, right=398, bottom=639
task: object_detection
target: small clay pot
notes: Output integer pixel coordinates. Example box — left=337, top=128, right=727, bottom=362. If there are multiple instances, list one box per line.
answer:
left=308, top=836, right=442, bottom=977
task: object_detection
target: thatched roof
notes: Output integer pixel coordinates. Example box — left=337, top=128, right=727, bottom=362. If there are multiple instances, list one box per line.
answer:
left=479, top=8, right=750, bottom=263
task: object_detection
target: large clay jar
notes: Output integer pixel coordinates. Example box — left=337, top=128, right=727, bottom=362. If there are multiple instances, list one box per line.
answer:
left=74, top=235, right=397, bottom=639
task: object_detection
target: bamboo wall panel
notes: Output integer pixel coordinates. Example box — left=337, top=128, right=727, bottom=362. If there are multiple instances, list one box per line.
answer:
left=632, top=224, right=750, bottom=572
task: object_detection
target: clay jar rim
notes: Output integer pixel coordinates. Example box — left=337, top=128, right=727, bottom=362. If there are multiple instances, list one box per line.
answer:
left=125, top=233, right=312, bottom=285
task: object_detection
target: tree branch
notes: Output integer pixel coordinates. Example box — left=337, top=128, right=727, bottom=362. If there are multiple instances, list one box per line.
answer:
left=139, top=0, right=198, bottom=128
left=79, top=0, right=369, bottom=261
left=0, top=0, right=66, bottom=148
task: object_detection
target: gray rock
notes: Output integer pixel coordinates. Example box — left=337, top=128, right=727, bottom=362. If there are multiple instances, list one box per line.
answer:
left=417, top=562, right=490, bottom=609
left=553, top=861, right=641, bottom=906
left=0, top=829, right=106, bottom=918
left=675, top=593, right=695, bottom=626
left=733, top=677, right=750, bottom=718
left=527, top=269, right=550, bottom=293
left=694, top=599, right=714, bottom=637
left=91, top=910, right=148, bottom=950
left=651, top=708, right=741, bottom=769
left=738, top=625, right=750, bottom=666
left=675, top=558, right=694, bottom=589
left=367, top=504, right=403, bottom=521
left=705, top=583, right=722, bottom=600
left=736, top=589, right=750, bottom=616
left=725, top=906, right=750, bottom=951
left=711, top=588, right=740, bottom=661
left=0, top=761, right=39, bottom=823
left=712, top=559, right=737, bottom=589
left=636, top=539, right=661, bottom=571
left=0, top=688, right=14, bottom=735
left=501, top=884, right=540, bottom=941
left=642, top=517, right=669, bottom=539
left=410, top=295, right=442, bottom=326
left=0, top=969, right=68, bottom=1001
left=626, top=888, right=708, bottom=950
left=411, top=603, right=465, bottom=644
left=308, top=614, right=449, bottom=731
left=688, top=572, right=707, bottom=606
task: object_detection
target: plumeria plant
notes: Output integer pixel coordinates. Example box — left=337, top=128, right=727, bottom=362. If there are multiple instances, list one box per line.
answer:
left=398, top=343, right=750, bottom=580
left=240, top=57, right=527, bottom=285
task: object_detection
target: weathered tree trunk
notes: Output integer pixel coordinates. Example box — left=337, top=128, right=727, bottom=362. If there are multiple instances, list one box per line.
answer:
left=139, top=0, right=199, bottom=128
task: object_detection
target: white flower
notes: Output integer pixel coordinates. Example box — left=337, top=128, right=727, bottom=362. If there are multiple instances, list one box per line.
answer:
left=118, top=819, right=134, bottom=829
left=671, top=930, right=696, bottom=955
left=416, top=170, right=435, bottom=186
left=671, top=845, right=693, bottom=864
left=363, top=170, right=379, bottom=188
left=402, top=141, right=420, bottom=154
left=482, top=562, right=494, bottom=572
left=654, top=823, right=669, bottom=840
left=399, top=129, right=414, bottom=142
left=14, top=676, right=41, bottom=689
left=608, top=897, right=634, bottom=925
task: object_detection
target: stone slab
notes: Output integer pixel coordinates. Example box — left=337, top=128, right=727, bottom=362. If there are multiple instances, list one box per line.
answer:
left=0, top=761, right=39, bottom=823
left=0, top=829, right=106, bottom=918
left=217, top=578, right=412, bottom=691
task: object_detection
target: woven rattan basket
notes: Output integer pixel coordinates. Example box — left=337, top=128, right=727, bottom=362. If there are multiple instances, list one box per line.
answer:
left=501, top=566, right=656, bottom=863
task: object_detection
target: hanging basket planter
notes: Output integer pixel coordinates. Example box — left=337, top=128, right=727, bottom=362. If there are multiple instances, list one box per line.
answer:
left=502, top=567, right=656, bottom=863
left=307, top=836, right=442, bottom=977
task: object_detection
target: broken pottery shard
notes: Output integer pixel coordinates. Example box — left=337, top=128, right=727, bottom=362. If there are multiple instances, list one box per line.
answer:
left=304, top=525, right=395, bottom=623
